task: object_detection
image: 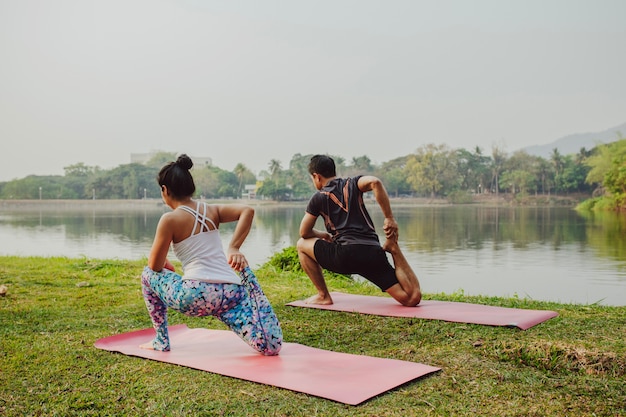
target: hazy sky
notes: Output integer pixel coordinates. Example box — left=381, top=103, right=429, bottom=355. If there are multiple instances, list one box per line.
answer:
left=1, top=0, right=625, bottom=181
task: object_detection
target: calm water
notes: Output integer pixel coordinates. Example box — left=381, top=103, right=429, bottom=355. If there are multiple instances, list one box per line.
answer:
left=1, top=202, right=625, bottom=306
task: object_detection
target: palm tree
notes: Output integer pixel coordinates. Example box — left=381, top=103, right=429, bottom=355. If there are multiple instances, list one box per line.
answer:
left=351, top=155, right=373, bottom=172
left=490, top=144, right=507, bottom=195
left=233, top=163, right=247, bottom=198
left=268, top=159, right=282, bottom=180
left=550, top=148, right=564, bottom=194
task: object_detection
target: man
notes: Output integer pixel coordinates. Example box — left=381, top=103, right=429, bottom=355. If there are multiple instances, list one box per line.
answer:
left=297, top=154, right=422, bottom=306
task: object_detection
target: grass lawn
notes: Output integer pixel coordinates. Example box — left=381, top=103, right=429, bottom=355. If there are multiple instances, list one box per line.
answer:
left=0, top=256, right=624, bottom=416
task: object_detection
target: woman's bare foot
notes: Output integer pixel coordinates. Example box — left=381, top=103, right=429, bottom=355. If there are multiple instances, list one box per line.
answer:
left=304, top=293, right=334, bottom=305
left=139, top=341, right=156, bottom=350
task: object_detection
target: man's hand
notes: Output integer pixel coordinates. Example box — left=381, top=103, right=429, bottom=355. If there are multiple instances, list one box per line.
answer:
left=383, top=217, right=398, bottom=242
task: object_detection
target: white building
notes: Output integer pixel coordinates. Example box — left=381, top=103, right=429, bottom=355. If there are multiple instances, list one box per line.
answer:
left=242, top=184, right=257, bottom=199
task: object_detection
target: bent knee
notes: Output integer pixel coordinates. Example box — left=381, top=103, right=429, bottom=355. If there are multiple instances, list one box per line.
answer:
left=388, top=286, right=422, bottom=307
left=263, top=345, right=282, bottom=356
left=262, top=337, right=283, bottom=356
left=296, top=237, right=317, bottom=256
left=401, top=290, right=422, bottom=307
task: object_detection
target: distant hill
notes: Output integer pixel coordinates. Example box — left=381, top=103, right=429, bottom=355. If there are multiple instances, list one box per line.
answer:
left=521, top=122, right=626, bottom=157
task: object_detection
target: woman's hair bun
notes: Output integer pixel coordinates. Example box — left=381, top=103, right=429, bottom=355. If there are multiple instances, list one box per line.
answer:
left=176, top=154, right=193, bottom=170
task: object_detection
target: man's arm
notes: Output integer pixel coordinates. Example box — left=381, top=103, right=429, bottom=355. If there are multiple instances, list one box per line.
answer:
left=299, top=212, right=332, bottom=241
left=357, top=175, right=397, bottom=240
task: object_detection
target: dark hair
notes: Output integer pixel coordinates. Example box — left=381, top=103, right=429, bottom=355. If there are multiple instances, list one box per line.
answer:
left=308, top=154, right=336, bottom=178
left=157, top=154, right=196, bottom=199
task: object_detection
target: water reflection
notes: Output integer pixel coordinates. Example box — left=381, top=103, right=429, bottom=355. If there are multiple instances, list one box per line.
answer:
left=0, top=203, right=624, bottom=305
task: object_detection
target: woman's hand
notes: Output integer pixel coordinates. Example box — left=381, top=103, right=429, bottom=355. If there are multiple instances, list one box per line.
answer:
left=163, top=259, right=176, bottom=272
left=227, top=248, right=249, bottom=271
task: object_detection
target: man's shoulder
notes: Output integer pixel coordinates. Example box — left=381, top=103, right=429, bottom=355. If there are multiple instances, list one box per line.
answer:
left=326, top=176, right=357, bottom=187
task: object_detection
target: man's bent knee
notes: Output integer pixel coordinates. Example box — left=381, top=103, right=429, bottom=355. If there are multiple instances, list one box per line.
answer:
left=296, top=237, right=309, bottom=253
left=404, top=289, right=422, bottom=307
left=386, top=284, right=421, bottom=307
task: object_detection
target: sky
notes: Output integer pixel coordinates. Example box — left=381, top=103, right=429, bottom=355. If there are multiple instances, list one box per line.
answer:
left=1, top=0, right=625, bottom=181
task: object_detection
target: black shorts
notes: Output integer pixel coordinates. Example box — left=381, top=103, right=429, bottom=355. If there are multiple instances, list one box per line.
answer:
left=313, top=241, right=399, bottom=292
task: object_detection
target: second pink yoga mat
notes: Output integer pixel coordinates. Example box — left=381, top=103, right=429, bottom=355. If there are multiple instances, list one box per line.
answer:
left=287, top=292, right=558, bottom=330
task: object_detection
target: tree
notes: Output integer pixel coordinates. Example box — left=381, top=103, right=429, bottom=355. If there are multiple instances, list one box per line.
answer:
left=559, top=155, right=591, bottom=194
left=268, top=159, right=282, bottom=180
left=536, top=158, right=553, bottom=195
left=456, top=147, right=491, bottom=194
left=145, top=151, right=178, bottom=169
left=550, top=148, right=565, bottom=193
left=585, top=142, right=616, bottom=186
left=0, top=175, right=80, bottom=199
left=86, top=164, right=157, bottom=199
left=64, top=162, right=96, bottom=177
left=490, top=144, right=507, bottom=195
left=256, top=178, right=291, bottom=201
left=405, top=143, right=459, bottom=198
left=377, top=156, right=412, bottom=197
left=63, top=163, right=99, bottom=198
left=194, top=166, right=239, bottom=199
left=331, top=155, right=347, bottom=176
left=500, top=150, right=540, bottom=195
left=584, top=139, right=626, bottom=209
left=288, top=153, right=316, bottom=199
left=345, top=155, right=374, bottom=176
left=233, top=163, right=255, bottom=198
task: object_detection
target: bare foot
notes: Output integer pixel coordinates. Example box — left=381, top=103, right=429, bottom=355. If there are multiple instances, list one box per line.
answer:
left=304, top=293, right=334, bottom=305
left=139, top=341, right=156, bottom=350
left=382, top=238, right=400, bottom=254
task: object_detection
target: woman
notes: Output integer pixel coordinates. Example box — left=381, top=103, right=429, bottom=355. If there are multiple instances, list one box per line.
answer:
left=140, top=154, right=282, bottom=355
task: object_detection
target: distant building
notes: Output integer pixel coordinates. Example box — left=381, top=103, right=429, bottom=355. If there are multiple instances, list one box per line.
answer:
left=130, top=153, right=153, bottom=164
left=130, top=152, right=212, bottom=167
left=242, top=184, right=257, bottom=199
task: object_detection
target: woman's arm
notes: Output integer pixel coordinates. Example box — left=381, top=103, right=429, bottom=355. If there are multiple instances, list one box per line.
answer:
left=147, top=214, right=175, bottom=271
left=216, top=204, right=255, bottom=271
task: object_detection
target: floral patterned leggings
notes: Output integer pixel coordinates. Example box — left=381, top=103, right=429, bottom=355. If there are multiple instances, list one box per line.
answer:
left=141, top=266, right=282, bottom=355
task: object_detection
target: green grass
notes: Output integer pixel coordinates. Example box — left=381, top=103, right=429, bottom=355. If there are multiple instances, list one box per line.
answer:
left=0, top=255, right=624, bottom=416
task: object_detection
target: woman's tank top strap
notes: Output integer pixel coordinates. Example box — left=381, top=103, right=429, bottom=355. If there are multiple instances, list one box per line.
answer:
left=195, top=202, right=218, bottom=231
left=178, top=202, right=217, bottom=237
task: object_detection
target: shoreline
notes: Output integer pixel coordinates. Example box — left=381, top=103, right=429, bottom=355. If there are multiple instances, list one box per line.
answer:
left=0, top=193, right=583, bottom=211
left=0, top=197, right=448, bottom=211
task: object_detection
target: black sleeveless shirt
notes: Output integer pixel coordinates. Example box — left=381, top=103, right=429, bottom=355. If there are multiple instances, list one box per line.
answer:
left=305, top=176, right=380, bottom=246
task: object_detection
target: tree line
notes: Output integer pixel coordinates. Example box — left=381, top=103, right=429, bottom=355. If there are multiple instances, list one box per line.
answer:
left=1, top=141, right=624, bottom=210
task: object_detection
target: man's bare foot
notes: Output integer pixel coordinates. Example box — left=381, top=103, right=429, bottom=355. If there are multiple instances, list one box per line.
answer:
left=382, top=238, right=400, bottom=254
left=139, top=341, right=156, bottom=350
left=304, top=293, right=334, bottom=305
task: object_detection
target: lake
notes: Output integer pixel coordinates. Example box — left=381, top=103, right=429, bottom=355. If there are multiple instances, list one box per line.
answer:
left=1, top=200, right=625, bottom=306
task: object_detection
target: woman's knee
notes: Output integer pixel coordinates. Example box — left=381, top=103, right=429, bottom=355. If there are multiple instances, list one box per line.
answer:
left=141, top=266, right=155, bottom=286
left=262, top=333, right=283, bottom=356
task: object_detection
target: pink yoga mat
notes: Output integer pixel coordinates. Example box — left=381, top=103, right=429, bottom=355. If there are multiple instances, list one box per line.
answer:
left=287, top=292, right=558, bottom=330
left=94, top=324, right=440, bottom=405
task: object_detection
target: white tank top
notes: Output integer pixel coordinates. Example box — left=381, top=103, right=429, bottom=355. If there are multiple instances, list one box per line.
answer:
left=172, top=202, right=241, bottom=285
